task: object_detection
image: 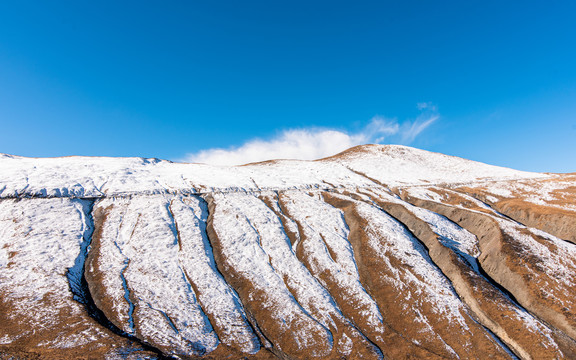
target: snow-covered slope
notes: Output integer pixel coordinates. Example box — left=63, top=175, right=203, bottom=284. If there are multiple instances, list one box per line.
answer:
left=1, top=145, right=575, bottom=359
left=0, top=145, right=544, bottom=198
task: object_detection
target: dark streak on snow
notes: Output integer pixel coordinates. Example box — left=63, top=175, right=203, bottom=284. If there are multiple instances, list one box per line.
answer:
left=113, top=210, right=138, bottom=335
left=120, top=260, right=136, bottom=333
left=145, top=301, right=180, bottom=335
left=165, top=200, right=180, bottom=247
left=398, top=193, right=535, bottom=316
left=65, top=199, right=175, bottom=359
left=198, top=195, right=265, bottom=351
left=371, top=198, right=522, bottom=358
left=66, top=199, right=95, bottom=304
left=168, top=197, right=220, bottom=346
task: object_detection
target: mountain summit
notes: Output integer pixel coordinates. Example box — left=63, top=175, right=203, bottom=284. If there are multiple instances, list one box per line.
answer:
left=1, top=145, right=575, bottom=359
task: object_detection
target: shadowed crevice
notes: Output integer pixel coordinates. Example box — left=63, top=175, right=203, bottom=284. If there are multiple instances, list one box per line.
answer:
left=65, top=199, right=174, bottom=360
left=196, top=195, right=271, bottom=353
left=370, top=202, right=520, bottom=358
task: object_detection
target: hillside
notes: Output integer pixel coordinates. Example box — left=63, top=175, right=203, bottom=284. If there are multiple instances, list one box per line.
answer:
left=1, top=145, right=575, bottom=359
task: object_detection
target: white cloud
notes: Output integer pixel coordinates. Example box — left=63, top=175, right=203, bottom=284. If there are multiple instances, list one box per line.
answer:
left=182, top=109, right=438, bottom=165
left=362, top=116, right=399, bottom=143
left=417, top=101, right=437, bottom=111
left=401, top=115, right=439, bottom=143
left=186, top=129, right=364, bottom=166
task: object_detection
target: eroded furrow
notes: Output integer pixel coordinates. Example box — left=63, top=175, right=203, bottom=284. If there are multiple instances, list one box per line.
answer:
left=205, top=192, right=328, bottom=359
left=259, top=192, right=385, bottom=359
left=0, top=198, right=154, bottom=358
left=170, top=195, right=262, bottom=356
left=352, top=187, right=569, bottom=359
left=3, top=182, right=575, bottom=359
left=85, top=196, right=220, bottom=357
left=400, top=187, right=576, bottom=348
left=276, top=191, right=403, bottom=357
left=204, top=192, right=384, bottom=359
left=454, top=180, right=576, bottom=244
left=322, top=191, right=512, bottom=359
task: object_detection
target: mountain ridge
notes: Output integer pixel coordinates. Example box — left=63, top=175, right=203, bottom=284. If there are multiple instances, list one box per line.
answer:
left=0, top=145, right=548, bottom=199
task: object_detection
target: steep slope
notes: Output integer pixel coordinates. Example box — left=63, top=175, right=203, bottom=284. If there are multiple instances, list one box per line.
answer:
left=0, top=145, right=574, bottom=359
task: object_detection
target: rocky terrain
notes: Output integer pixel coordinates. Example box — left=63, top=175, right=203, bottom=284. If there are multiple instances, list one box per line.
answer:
left=0, top=145, right=575, bottom=359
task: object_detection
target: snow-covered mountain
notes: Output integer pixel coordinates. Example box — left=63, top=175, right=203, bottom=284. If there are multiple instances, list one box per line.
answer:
left=1, top=145, right=575, bottom=359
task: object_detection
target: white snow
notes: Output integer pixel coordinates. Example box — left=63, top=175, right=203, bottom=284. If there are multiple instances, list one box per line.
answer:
left=0, top=145, right=571, bottom=357
left=0, top=145, right=547, bottom=199
left=209, top=192, right=335, bottom=356
left=279, top=191, right=386, bottom=333
left=478, top=175, right=576, bottom=212
left=169, top=196, right=261, bottom=353
left=327, top=192, right=471, bottom=331
left=359, top=187, right=481, bottom=267
left=325, top=145, right=547, bottom=187
left=405, top=188, right=576, bottom=311
left=91, top=196, right=220, bottom=356
left=0, top=198, right=111, bottom=348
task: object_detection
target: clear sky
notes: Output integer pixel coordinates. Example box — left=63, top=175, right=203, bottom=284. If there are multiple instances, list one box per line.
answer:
left=1, top=1, right=575, bottom=172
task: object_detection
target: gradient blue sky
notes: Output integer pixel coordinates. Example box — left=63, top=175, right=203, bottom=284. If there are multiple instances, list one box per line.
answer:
left=1, top=1, right=575, bottom=172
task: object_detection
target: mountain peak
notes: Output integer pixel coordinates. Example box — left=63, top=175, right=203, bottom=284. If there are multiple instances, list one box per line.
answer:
left=0, top=146, right=545, bottom=199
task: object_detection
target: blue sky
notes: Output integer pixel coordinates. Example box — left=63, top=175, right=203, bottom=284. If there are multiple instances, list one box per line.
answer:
left=0, top=1, right=575, bottom=171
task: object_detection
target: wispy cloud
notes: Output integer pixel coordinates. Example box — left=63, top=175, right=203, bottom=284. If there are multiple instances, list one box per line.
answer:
left=417, top=101, right=437, bottom=111
left=400, top=114, right=439, bottom=143
left=181, top=106, right=438, bottom=165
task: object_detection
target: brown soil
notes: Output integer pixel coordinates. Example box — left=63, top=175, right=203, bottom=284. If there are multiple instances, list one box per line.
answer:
left=456, top=186, right=576, bottom=244
left=259, top=193, right=384, bottom=359
left=401, top=191, right=576, bottom=344
left=364, top=193, right=570, bottom=358
left=322, top=192, right=513, bottom=359
left=0, top=199, right=150, bottom=359
left=204, top=195, right=333, bottom=359
left=4, top=172, right=576, bottom=359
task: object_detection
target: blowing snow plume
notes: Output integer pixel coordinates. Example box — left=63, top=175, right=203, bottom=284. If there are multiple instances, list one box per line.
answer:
left=183, top=113, right=438, bottom=165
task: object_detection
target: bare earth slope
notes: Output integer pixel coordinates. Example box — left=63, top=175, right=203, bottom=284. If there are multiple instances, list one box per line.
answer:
left=0, top=145, right=574, bottom=359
